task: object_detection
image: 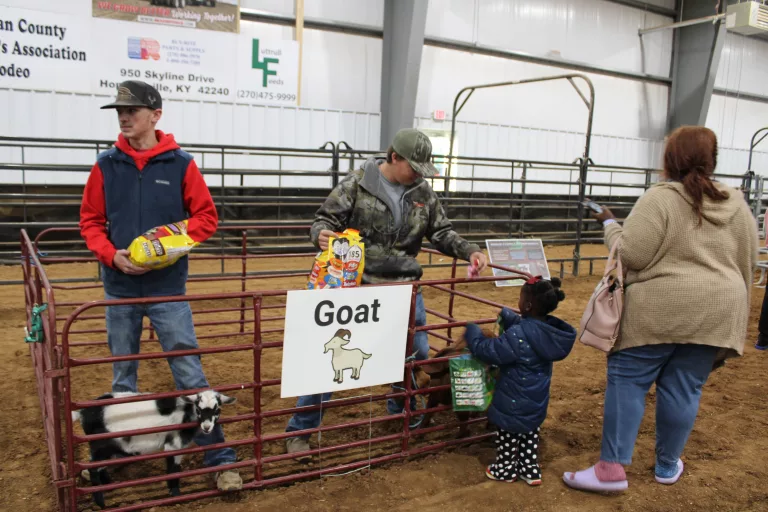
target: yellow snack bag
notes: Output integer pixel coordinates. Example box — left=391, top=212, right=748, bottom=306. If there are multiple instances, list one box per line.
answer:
left=306, top=228, right=365, bottom=289
left=307, top=251, right=332, bottom=290
left=127, top=220, right=199, bottom=270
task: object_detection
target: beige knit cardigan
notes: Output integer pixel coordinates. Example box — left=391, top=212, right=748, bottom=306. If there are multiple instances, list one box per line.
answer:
left=604, top=181, right=758, bottom=361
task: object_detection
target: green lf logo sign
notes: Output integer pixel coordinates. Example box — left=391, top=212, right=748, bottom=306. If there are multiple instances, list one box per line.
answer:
left=252, top=39, right=280, bottom=87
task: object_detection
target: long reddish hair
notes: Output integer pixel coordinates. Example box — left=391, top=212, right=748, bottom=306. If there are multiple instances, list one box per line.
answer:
left=663, top=126, right=729, bottom=225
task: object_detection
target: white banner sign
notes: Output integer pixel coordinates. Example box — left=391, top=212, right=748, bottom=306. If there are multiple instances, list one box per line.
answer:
left=91, top=19, right=237, bottom=102
left=235, top=37, right=299, bottom=106
left=0, top=0, right=299, bottom=106
left=0, top=6, right=91, bottom=93
left=280, top=285, right=413, bottom=398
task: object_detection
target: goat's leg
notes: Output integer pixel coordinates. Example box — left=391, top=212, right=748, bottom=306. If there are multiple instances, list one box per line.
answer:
left=98, top=468, right=111, bottom=484
left=420, top=392, right=440, bottom=429
left=89, top=463, right=107, bottom=509
left=166, top=455, right=182, bottom=496
left=456, top=411, right=471, bottom=439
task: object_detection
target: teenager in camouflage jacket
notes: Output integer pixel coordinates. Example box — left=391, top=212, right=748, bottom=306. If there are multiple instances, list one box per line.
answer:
left=284, top=129, right=487, bottom=462
left=310, top=156, right=482, bottom=284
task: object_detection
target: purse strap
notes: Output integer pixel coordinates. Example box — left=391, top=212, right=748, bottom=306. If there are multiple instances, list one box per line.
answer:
left=603, top=238, right=624, bottom=287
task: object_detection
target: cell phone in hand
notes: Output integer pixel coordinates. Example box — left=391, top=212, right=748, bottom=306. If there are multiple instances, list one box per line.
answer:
left=581, top=200, right=603, bottom=214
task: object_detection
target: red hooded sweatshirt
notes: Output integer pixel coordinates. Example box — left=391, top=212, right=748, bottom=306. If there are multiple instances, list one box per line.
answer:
left=79, top=130, right=218, bottom=268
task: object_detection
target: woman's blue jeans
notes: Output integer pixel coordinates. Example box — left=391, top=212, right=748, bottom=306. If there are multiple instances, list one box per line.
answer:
left=600, top=343, right=718, bottom=473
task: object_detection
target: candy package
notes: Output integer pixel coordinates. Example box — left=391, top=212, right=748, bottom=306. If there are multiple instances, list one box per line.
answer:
left=127, top=220, right=198, bottom=270
left=306, top=228, right=365, bottom=289
left=449, top=311, right=504, bottom=412
left=449, top=355, right=495, bottom=412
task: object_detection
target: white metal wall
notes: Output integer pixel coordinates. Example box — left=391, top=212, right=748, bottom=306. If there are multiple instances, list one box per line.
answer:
left=716, top=32, right=768, bottom=108
left=5, top=0, right=768, bottom=190
left=707, top=94, right=768, bottom=175
left=415, top=116, right=661, bottom=196
left=707, top=31, right=768, bottom=176
left=417, top=45, right=670, bottom=140
left=426, top=0, right=674, bottom=78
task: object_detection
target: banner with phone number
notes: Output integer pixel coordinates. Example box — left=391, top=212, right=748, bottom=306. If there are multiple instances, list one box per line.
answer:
left=91, top=18, right=298, bottom=106
left=0, top=1, right=299, bottom=106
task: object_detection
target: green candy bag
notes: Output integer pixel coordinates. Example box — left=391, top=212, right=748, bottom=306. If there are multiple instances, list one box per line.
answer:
left=449, top=355, right=495, bottom=412
left=449, top=312, right=504, bottom=412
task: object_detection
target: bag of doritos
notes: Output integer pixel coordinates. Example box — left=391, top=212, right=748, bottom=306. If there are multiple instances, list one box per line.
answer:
left=127, top=220, right=198, bottom=270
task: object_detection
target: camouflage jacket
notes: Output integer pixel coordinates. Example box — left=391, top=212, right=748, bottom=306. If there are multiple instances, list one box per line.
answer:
left=311, top=157, right=481, bottom=284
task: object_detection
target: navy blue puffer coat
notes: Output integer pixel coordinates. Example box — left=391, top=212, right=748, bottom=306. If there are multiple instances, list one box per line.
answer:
left=465, top=308, right=577, bottom=433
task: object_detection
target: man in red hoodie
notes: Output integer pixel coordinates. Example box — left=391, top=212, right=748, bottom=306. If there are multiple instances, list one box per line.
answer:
left=79, top=80, right=242, bottom=492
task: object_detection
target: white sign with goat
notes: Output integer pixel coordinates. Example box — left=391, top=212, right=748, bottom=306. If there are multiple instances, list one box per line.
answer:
left=280, top=285, right=413, bottom=398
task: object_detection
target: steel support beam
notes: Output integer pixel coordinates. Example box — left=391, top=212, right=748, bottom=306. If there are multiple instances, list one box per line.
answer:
left=604, top=0, right=678, bottom=18
left=667, top=0, right=727, bottom=129
left=380, top=0, right=428, bottom=148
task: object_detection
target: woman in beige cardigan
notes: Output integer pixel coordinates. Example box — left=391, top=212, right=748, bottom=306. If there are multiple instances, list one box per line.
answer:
left=563, top=126, right=758, bottom=492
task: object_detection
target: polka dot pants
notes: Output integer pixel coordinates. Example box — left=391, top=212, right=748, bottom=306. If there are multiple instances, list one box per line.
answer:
left=487, top=427, right=541, bottom=483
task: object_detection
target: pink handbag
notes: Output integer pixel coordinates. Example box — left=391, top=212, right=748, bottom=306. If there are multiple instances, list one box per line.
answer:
left=579, top=239, right=624, bottom=352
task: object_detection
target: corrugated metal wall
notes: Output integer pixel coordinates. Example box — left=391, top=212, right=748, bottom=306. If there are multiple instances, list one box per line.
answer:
left=3, top=0, right=768, bottom=187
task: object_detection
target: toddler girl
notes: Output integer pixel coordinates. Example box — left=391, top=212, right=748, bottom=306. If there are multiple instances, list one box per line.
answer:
left=465, top=276, right=577, bottom=485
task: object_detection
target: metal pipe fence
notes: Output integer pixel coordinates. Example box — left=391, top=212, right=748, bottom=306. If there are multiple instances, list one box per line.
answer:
left=1, top=136, right=764, bottom=278
left=21, top=227, right=536, bottom=511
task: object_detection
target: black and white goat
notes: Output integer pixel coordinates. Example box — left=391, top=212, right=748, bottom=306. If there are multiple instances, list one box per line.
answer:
left=71, top=389, right=236, bottom=509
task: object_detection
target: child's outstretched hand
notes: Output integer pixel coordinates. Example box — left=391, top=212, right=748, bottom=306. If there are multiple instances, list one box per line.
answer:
left=467, top=252, right=487, bottom=279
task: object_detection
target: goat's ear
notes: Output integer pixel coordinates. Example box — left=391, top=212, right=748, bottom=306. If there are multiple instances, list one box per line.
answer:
left=218, top=394, right=236, bottom=405
left=180, top=394, right=197, bottom=404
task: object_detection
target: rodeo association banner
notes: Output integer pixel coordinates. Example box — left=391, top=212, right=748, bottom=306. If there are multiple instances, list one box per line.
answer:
left=92, top=0, right=240, bottom=34
left=0, top=5, right=91, bottom=93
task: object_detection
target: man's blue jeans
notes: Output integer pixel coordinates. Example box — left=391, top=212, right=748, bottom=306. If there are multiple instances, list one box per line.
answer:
left=285, top=291, right=429, bottom=439
left=600, top=343, right=718, bottom=474
left=105, top=293, right=237, bottom=467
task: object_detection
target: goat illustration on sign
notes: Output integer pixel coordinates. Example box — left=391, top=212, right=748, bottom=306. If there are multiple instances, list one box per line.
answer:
left=324, top=328, right=372, bottom=384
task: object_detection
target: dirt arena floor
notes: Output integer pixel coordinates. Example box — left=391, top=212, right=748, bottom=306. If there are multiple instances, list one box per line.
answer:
left=1, top=243, right=768, bottom=512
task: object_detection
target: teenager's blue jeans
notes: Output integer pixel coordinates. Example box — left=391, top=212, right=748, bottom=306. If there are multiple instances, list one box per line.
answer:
left=105, top=293, right=237, bottom=467
left=600, top=343, right=718, bottom=474
left=286, top=292, right=429, bottom=439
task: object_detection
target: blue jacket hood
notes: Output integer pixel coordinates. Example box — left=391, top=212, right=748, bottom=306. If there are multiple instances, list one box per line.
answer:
left=519, top=316, right=577, bottom=362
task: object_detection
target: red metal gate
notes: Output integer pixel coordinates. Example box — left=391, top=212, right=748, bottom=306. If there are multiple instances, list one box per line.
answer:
left=21, top=227, right=528, bottom=511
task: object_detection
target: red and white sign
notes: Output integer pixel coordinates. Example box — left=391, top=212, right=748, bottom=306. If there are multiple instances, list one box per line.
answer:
left=432, top=109, right=446, bottom=121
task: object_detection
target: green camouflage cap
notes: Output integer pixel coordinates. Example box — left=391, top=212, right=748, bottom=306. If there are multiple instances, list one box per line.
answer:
left=391, top=128, right=438, bottom=178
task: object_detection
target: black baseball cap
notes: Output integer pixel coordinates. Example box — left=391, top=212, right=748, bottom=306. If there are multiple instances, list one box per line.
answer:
left=101, top=80, right=162, bottom=110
